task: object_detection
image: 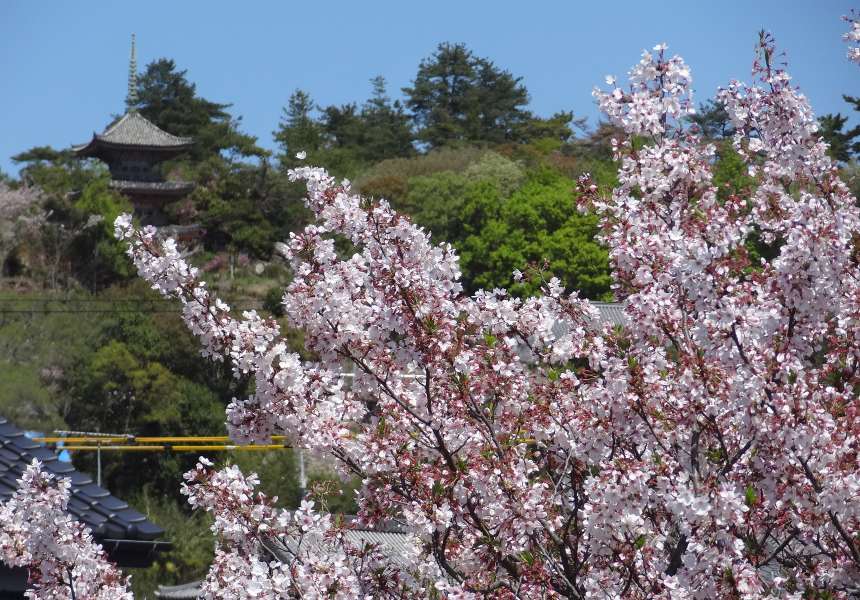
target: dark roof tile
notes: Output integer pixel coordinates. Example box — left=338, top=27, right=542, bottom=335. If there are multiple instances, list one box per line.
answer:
left=0, top=425, right=22, bottom=438
left=65, top=471, right=92, bottom=486
left=0, top=473, right=20, bottom=489
left=71, top=491, right=98, bottom=506
left=116, top=508, right=146, bottom=523
left=109, top=516, right=135, bottom=534
left=95, top=495, right=129, bottom=512
left=43, top=460, right=76, bottom=475
left=23, top=447, right=58, bottom=462
left=81, top=511, right=108, bottom=526
left=7, top=436, right=39, bottom=451
left=0, top=416, right=169, bottom=559
left=67, top=497, right=90, bottom=515
left=94, top=522, right=127, bottom=539
left=77, top=483, right=111, bottom=499
left=130, top=520, right=165, bottom=541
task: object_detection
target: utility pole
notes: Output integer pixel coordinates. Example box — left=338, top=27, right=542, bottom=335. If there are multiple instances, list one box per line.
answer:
left=299, top=448, right=307, bottom=499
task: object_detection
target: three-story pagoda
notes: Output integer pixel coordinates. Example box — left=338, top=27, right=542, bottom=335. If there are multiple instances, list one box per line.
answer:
left=72, top=35, right=197, bottom=227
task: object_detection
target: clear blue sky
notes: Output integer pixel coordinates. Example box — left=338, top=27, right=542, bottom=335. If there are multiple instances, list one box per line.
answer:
left=1, top=1, right=857, bottom=177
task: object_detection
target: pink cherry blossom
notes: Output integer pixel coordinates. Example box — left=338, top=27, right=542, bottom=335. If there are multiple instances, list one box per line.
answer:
left=0, top=461, right=131, bottom=600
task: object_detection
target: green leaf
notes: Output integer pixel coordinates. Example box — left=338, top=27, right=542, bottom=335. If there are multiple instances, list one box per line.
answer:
left=432, top=481, right=446, bottom=497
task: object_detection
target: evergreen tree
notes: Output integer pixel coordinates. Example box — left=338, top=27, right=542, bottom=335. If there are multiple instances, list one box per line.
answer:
left=273, top=90, right=330, bottom=166
left=135, top=59, right=264, bottom=161
left=10, top=146, right=95, bottom=194
left=817, top=112, right=860, bottom=162
left=686, top=99, right=736, bottom=139
left=403, top=43, right=531, bottom=147
left=323, top=76, right=416, bottom=163
left=358, top=76, right=416, bottom=161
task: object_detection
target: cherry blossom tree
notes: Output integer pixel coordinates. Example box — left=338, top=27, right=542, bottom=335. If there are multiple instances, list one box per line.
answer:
left=5, top=17, right=860, bottom=600
left=0, top=460, right=131, bottom=600
left=0, top=182, right=47, bottom=258
left=113, top=28, right=860, bottom=599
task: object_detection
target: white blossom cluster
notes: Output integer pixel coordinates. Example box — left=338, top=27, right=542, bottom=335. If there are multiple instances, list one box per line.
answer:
left=182, top=457, right=431, bottom=600
left=0, top=461, right=131, bottom=600
left=844, top=12, right=860, bottom=65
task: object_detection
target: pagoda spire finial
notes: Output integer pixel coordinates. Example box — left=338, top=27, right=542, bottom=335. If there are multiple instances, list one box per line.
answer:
left=126, top=33, right=138, bottom=113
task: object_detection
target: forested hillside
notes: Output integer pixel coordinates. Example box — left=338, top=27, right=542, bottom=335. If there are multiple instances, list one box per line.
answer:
left=2, top=41, right=859, bottom=598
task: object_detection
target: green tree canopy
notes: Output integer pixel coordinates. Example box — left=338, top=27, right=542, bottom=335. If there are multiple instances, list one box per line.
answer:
left=272, top=89, right=361, bottom=178
left=273, top=90, right=328, bottom=164
left=11, top=146, right=97, bottom=193
left=323, top=76, right=416, bottom=164
left=819, top=112, right=860, bottom=162
left=135, top=59, right=265, bottom=161
left=460, top=165, right=610, bottom=298
left=403, top=43, right=531, bottom=147
left=686, top=99, right=736, bottom=139
left=403, top=159, right=610, bottom=298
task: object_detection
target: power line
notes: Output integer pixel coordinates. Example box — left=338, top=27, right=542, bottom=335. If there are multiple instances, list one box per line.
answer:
left=36, top=436, right=288, bottom=443
left=56, top=444, right=292, bottom=451
left=0, top=298, right=265, bottom=314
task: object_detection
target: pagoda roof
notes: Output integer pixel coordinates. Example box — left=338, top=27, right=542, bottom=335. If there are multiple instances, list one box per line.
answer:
left=73, top=111, right=193, bottom=157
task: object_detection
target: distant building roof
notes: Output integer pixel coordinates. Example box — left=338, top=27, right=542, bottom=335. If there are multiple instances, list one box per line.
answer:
left=156, top=516, right=411, bottom=600
left=515, top=302, right=626, bottom=364
left=587, top=301, right=627, bottom=328
left=73, top=111, right=193, bottom=157
left=157, top=224, right=203, bottom=237
left=155, top=581, right=202, bottom=600
left=549, top=301, right=626, bottom=340
left=0, top=416, right=171, bottom=568
left=264, top=515, right=411, bottom=566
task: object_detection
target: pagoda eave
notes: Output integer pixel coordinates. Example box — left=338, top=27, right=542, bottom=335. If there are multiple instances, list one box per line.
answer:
left=109, top=180, right=196, bottom=192
left=73, top=140, right=192, bottom=161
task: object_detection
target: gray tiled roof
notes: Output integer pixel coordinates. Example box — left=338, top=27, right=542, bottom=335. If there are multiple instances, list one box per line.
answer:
left=0, top=416, right=170, bottom=554
left=515, top=302, right=626, bottom=364
left=549, top=301, right=626, bottom=341
left=73, top=111, right=193, bottom=153
left=265, top=516, right=411, bottom=567
left=156, top=516, right=411, bottom=600
left=109, top=180, right=196, bottom=193
left=588, top=301, right=626, bottom=328
left=156, top=581, right=202, bottom=600
left=157, top=224, right=203, bottom=236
